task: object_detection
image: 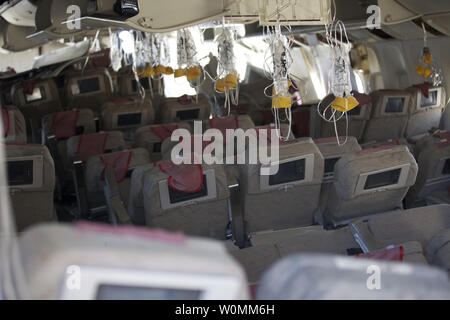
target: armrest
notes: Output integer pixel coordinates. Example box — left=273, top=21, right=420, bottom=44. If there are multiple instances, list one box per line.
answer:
left=72, top=155, right=90, bottom=219
left=103, top=167, right=130, bottom=224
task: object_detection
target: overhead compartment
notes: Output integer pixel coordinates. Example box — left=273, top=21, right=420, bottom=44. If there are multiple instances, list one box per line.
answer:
left=0, top=18, right=46, bottom=52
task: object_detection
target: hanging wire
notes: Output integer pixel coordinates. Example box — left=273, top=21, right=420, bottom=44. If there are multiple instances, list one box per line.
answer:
left=316, top=4, right=355, bottom=146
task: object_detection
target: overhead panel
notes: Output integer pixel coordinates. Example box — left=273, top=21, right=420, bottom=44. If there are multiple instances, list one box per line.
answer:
left=423, top=12, right=450, bottom=36
left=0, top=0, right=37, bottom=27
left=395, top=0, right=450, bottom=15
left=224, top=0, right=331, bottom=25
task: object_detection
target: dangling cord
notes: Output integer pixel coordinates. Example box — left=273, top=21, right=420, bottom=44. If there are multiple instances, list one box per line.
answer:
left=82, top=30, right=100, bottom=74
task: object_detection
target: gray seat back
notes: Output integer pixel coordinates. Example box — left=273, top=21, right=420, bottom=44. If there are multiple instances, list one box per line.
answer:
left=142, top=162, right=230, bottom=239
left=2, top=105, right=27, bottom=144
left=65, top=69, right=113, bottom=114
left=159, top=94, right=211, bottom=123
left=240, top=138, right=324, bottom=233
left=6, top=144, right=56, bottom=231
left=325, top=145, right=418, bottom=225
left=257, top=253, right=450, bottom=299
left=85, top=148, right=151, bottom=206
left=405, top=86, right=446, bottom=139
left=362, top=89, right=412, bottom=143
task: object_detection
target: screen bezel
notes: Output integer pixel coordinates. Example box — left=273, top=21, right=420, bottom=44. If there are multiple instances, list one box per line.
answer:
left=174, top=108, right=200, bottom=121
left=7, top=155, right=44, bottom=190
left=418, top=88, right=441, bottom=110
left=60, top=265, right=244, bottom=300
left=115, top=112, right=143, bottom=128
left=70, top=76, right=103, bottom=96
left=354, top=163, right=410, bottom=196
left=323, top=156, right=341, bottom=178
left=24, top=86, right=46, bottom=104
left=158, top=169, right=217, bottom=210
left=259, top=154, right=315, bottom=191
left=435, top=156, right=450, bottom=177
left=380, top=95, right=409, bottom=116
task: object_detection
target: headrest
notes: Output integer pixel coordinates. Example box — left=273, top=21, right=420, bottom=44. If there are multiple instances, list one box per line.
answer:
left=1, top=105, right=26, bottom=144
left=100, top=150, right=132, bottom=183
left=413, top=83, right=431, bottom=98
left=156, top=160, right=204, bottom=193
left=143, top=163, right=229, bottom=212
left=334, top=145, right=418, bottom=199
left=351, top=91, right=373, bottom=106
left=76, top=132, right=109, bottom=162
left=67, top=70, right=107, bottom=96
left=15, top=79, right=58, bottom=106
left=314, top=137, right=362, bottom=157
left=372, top=89, right=411, bottom=116
left=50, top=110, right=80, bottom=139
left=151, top=124, right=179, bottom=142
left=243, top=138, right=324, bottom=194
left=101, top=99, right=154, bottom=130
left=85, top=148, right=150, bottom=193
left=43, top=108, right=95, bottom=139
left=210, top=115, right=239, bottom=137
left=177, top=94, right=196, bottom=105
left=256, top=254, right=450, bottom=299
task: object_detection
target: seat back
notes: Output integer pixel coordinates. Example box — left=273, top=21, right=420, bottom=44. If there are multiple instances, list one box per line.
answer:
left=134, top=122, right=192, bottom=161
left=6, top=144, right=56, bottom=231
left=240, top=138, right=324, bottom=233
left=407, top=132, right=450, bottom=204
left=325, top=145, right=418, bottom=225
left=256, top=254, right=450, bottom=299
left=66, top=131, right=126, bottom=164
left=18, top=223, right=249, bottom=299
left=101, top=98, right=155, bottom=143
left=65, top=69, right=113, bottom=114
left=42, top=108, right=96, bottom=142
left=12, top=78, right=62, bottom=137
left=362, top=89, right=412, bottom=143
left=159, top=94, right=211, bottom=123
left=314, top=136, right=361, bottom=223
left=1, top=105, right=27, bottom=144
left=85, top=148, right=150, bottom=207
left=405, top=85, right=447, bottom=139
left=142, top=162, right=230, bottom=239
left=118, top=73, right=153, bottom=98
left=320, top=93, right=372, bottom=141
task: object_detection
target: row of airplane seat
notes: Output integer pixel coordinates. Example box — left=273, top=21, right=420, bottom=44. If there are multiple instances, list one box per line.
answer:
left=2, top=103, right=448, bottom=233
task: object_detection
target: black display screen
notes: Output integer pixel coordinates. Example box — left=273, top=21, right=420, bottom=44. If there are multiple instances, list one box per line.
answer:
left=442, top=158, right=450, bottom=175
left=269, top=158, right=306, bottom=186
left=152, top=142, right=162, bottom=153
left=324, top=157, right=340, bottom=175
left=78, top=77, right=100, bottom=94
left=168, top=175, right=207, bottom=204
left=7, top=160, right=33, bottom=186
left=117, top=113, right=142, bottom=126
left=421, top=90, right=438, bottom=108
left=176, top=109, right=199, bottom=120
left=364, top=168, right=401, bottom=190
left=347, top=106, right=361, bottom=116
left=132, top=78, right=150, bottom=92
left=96, top=284, right=201, bottom=300
left=385, top=97, right=404, bottom=113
